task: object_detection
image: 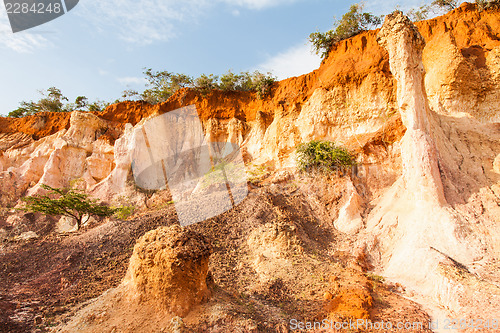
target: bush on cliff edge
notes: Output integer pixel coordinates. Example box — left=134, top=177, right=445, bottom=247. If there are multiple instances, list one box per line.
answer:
left=309, top=3, right=382, bottom=59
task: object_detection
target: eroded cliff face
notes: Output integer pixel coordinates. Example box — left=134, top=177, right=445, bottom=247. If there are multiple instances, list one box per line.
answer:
left=365, top=10, right=500, bottom=325
left=1, top=2, right=499, bottom=328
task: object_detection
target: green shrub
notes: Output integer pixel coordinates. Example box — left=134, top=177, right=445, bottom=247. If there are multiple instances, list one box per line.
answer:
left=194, top=74, right=219, bottom=94
left=8, top=87, right=68, bottom=117
left=406, top=4, right=431, bottom=21
left=475, top=0, right=500, bottom=10
left=366, top=273, right=385, bottom=283
left=310, top=3, right=382, bottom=59
left=431, top=0, right=459, bottom=11
left=134, top=68, right=275, bottom=102
left=251, top=71, right=276, bottom=99
left=200, top=161, right=246, bottom=190
left=191, top=70, right=275, bottom=98
left=87, top=99, right=110, bottom=112
left=219, top=70, right=246, bottom=91
left=296, top=140, right=355, bottom=175
left=246, top=164, right=271, bottom=184
left=141, top=68, right=194, bottom=104
left=152, top=200, right=175, bottom=210
left=8, top=87, right=110, bottom=117
left=402, top=0, right=500, bottom=23
left=114, top=205, right=135, bottom=220
left=8, top=101, right=40, bottom=118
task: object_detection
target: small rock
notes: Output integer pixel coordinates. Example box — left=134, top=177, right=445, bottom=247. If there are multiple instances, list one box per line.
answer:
left=0, top=228, right=7, bottom=240
left=53, top=306, right=66, bottom=313
left=324, top=291, right=334, bottom=300
left=493, top=154, right=500, bottom=174
left=6, top=215, right=23, bottom=226
left=34, top=315, right=43, bottom=325
left=271, top=170, right=293, bottom=183
left=15, top=231, right=38, bottom=241
left=56, top=216, right=78, bottom=233
left=82, top=214, right=98, bottom=227
left=170, top=316, right=186, bottom=333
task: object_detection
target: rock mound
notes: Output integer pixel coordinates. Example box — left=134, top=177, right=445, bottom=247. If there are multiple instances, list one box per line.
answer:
left=124, top=225, right=212, bottom=317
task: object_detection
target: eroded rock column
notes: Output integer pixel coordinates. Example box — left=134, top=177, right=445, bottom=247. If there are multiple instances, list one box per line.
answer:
left=377, top=11, right=446, bottom=204
left=124, top=225, right=212, bottom=317
left=365, top=11, right=490, bottom=321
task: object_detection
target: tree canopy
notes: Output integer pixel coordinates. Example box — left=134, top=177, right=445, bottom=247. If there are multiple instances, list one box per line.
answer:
left=8, top=87, right=110, bottom=118
left=309, top=3, right=382, bottom=59
left=122, top=68, right=277, bottom=104
left=21, top=184, right=117, bottom=230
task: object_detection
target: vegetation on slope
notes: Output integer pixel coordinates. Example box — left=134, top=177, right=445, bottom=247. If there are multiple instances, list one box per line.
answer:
left=8, top=87, right=109, bottom=118
left=310, top=0, right=500, bottom=59
left=7, top=0, right=499, bottom=118
left=309, top=3, right=382, bottom=59
left=21, top=184, right=117, bottom=230
left=296, top=140, right=355, bottom=175
left=8, top=69, right=276, bottom=118
left=125, top=68, right=277, bottom=104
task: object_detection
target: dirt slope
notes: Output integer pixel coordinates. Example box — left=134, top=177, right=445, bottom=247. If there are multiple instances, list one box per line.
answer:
left=0, top=3, right=499, bottom=333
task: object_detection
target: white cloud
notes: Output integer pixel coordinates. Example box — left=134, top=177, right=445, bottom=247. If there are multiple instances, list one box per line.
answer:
left=222, top=0, right=297, bottom=10
left=77, top=0, right=205, bottom=45
left=0, top=9, right=51, bottom=53
left=79, top=0, right=301, bottom=45
left=364, top=0, right=433, bottom=16
left=117, top=76, right=147, bottom=85
left=257, top=42, right=321, bottom=80
left=0, top=0, right=301, bottom=50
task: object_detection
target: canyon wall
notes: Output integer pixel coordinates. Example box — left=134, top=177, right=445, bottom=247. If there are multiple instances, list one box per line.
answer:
left=0, top=2, right=499, bottom=325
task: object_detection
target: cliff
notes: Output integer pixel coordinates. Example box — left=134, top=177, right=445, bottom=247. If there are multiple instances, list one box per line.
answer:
left=0, top=2, right=499, bottom=332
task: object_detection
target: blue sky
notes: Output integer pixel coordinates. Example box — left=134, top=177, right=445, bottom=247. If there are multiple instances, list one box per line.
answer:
left=0, top=0, right=424, bottom=116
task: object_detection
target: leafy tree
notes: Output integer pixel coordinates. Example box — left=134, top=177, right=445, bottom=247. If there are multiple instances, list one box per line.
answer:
left=218, top=70, right=240, bottom=91
left=87, top=99, right=111, bottom=112
left=406, top=1, right=498, bottom=22
left=37, top=87, right=68, bottom=113
left=310, top=3, right=382, bottom=59
left=431, top=0, right=459, bottom=11
left=407, top=4, right=431, bottom=21
left=169, top=73, right=194, bottom=92
left=250, top=71, right=276, bottom=99
left=475, top=0, right=500, bottom=10
left=237, top=71, right=254, bottom=91
left=8, top=87, right=111, bottom=117
left=194, top=74, right=219, bottom=94
left=137, top=68, right=276, bottom=101
left=219, top=70, right=248, bottom=91
left=8, top=101, right=40, bottom=118
left=74, top=96, right=89, bottom=109
left=141, top=68, right=193, bottom=104
left=121, top=89, right=141, bottom=101
left=63, top=96, right=91, bottom=112
left=309, top=30, right=336, bottom=59
left=8, top=87, right=67, bottom=117
left=217, top=70, right=275, bottom=95
left=21, top=184, right=117, bottom=230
